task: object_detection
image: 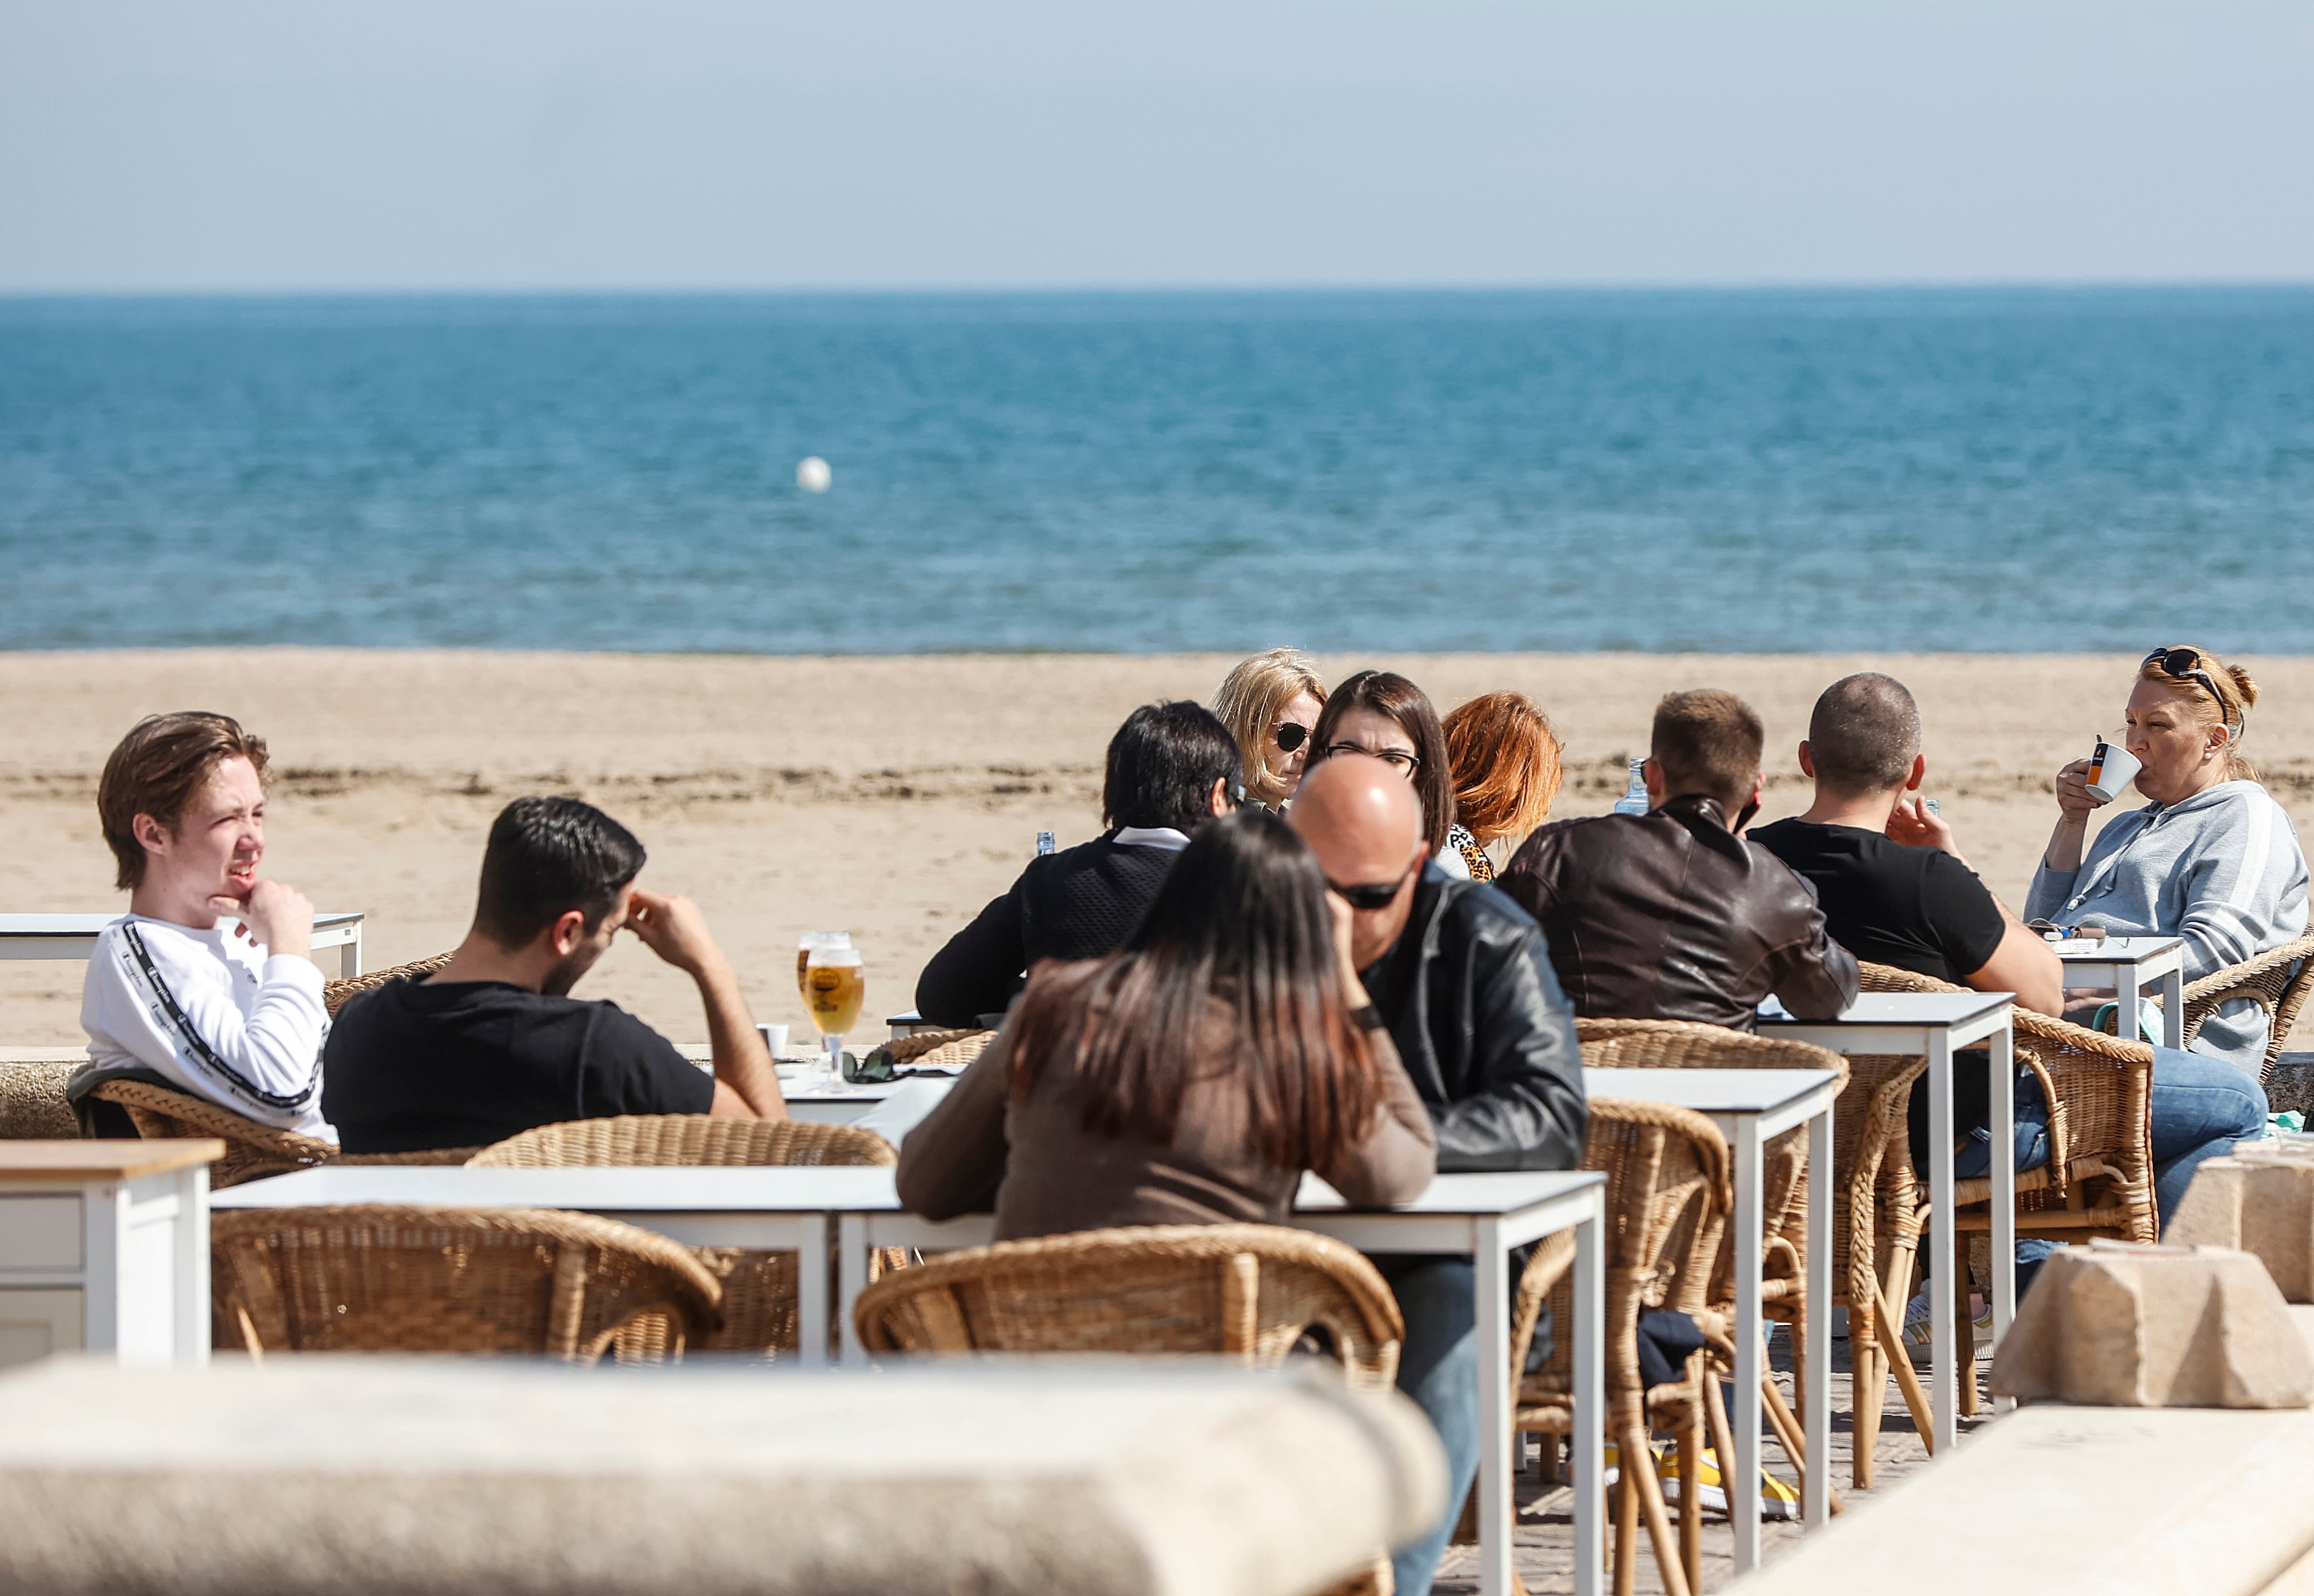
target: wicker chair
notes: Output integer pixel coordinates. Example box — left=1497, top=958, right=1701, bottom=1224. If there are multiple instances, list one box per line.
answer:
left=86, top=1078, right=480, bottom=1188
left=469, top=1113, right=897, bottom=1358
left=874, top=1028, right=996, bottom=1072
left=211, top=1204, right=722, bottom=1360
left=321, top=951, right=456, bottom=1016
left=857, top=1223, right=1407, bottom=1596
left=1507, top=1098, right=1728, bottom=1596
left=2179, top=931, right=2314, bottom=1082
left=1855, top=961, right=2156, bottom=1428
left=1575, top=1020, right=1850, bottom=1526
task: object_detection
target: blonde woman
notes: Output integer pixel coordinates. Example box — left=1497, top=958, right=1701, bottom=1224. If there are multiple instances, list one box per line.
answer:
left=1439, top=691, right=1565, bottom=881
left=1212, top=648, right=1327, bottom=810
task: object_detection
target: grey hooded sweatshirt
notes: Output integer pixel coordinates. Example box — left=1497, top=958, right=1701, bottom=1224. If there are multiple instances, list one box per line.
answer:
left=2026, top=779, right=2309, bottom=1073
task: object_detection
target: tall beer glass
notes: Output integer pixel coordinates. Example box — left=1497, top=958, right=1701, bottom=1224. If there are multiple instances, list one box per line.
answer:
left=796, top=930, right=851, bottom=1001
left=802, top=943, right=866, bottom=1074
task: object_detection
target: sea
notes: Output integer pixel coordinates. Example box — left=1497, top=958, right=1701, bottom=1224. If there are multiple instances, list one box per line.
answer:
left=3, top=286, right=2311, bottom=655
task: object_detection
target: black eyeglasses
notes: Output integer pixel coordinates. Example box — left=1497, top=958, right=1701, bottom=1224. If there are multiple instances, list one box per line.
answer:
left=1321, top=742, right=1420, bottom=775
left=1327, top=866, right=1417, bottom=911
left=2143, top=647, right=2241, bottom=732
left=1272, top=722, right=1311, bottom=753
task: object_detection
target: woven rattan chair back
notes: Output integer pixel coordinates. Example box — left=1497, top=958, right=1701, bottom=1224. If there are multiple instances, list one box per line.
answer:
left=467, top=1114, right=895, bottom=1169
left=321, top=952, right=456, bottom=1016
left=87, top=1078, right=479, bottom=1187
left=210, top=1204, right=723, bottom=1361
left=854, top=1223, right=1405, bottom=1388
left=2180, top=930, right=2314, bottom=1083
left=1, top=1059, right=79, bottom=1139
left=467, top=1113, right=894, bottom=1358
left=881, top=1028, right=995, bottom=1071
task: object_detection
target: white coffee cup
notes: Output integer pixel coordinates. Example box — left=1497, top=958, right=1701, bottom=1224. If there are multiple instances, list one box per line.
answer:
left=2083, top=738, right=2141, bottom=804
left=758, top=1022, right=791, bottom=1057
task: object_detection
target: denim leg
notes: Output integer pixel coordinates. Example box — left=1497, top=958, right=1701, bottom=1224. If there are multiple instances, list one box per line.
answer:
left=1953, top=1074, right=2055, bottom=1280
left=1373, top=1255, right=1477, bottom=1596
left=2148, top=1046, right=2269, bottom=1228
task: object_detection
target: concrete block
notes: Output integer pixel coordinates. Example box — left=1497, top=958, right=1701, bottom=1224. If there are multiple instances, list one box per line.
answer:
left=2172, top=1153, right=2314, bottom=1300
left=1990, top=1239, right=2313, bottom=1410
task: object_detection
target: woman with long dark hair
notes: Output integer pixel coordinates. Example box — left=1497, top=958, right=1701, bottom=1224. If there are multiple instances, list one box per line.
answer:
left=897, top=807, right=1436, bottom=1237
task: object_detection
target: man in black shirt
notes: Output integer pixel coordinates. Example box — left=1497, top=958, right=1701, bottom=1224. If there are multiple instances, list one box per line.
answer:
left=914, top=701, right=1242, bottom=1026
left=324, top=797, right=786, bottom=1153
left=1751, top=673, right=2058, bottom=1012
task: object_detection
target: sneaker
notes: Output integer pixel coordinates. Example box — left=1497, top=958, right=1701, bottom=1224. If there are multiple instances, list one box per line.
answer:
left=1656, top=1444, right=1800, bottom=1521
left=1601, top=1436, right=1658, bottom=1490
left=1901, top=1287, right=1993, bottom=1367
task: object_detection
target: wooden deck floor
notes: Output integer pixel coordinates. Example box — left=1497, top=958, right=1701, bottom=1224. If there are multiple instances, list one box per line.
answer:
left=1432, top=1326, right=1985, bottom=1594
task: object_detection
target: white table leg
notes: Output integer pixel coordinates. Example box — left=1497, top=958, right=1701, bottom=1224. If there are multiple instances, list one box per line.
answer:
left=1989, top=1021, right=2016, bottom=1418
left=2160, top=966, right=2185, bottom=1051
left=342, top=929, right=362, bottom=980
left=1572, top=1203, right=1604, bottom=1596
left=1731, top=1117, right=1763, bottom=1571
left=1805, top=1101, right=1831, bottom=1529
left=837, top=1214, right=871, bottom=1365
left=175, top=1165, right=210, bottom=1363
left=796, top=1213, right=830, bottom=1368
left=1927, top=1032, right=1956, bottom=1452
left=1475, top=1217, right=1512, bottom=1596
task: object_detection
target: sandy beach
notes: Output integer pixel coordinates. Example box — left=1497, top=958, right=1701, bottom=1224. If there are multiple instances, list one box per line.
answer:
left=7, top=648, right=2313, bottom=1050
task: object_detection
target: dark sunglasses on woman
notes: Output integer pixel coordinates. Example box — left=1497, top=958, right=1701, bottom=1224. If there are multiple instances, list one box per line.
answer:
left=1272, top=722, right=1311, bottom=753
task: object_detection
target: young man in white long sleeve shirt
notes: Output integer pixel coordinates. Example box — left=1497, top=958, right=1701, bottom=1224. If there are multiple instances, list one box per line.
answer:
left=73, top=712, right=335, bottom=1141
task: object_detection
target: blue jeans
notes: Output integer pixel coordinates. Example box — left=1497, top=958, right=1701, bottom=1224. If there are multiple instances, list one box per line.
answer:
left=1953, top=1046, right=2268, bottom=1280
left=1374, top=1256, right=1477, bottom=1596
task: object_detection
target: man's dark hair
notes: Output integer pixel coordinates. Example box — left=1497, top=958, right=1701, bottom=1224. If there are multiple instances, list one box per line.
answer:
left=473, top=797, right=647, bottom=949
left=98, top=712, right=271, bottom=890
left=1651, top=689, right=1765, bottom=811
left=1102, top=702, right=1242, bottom=834
left=1807, top=673, right=1922, bottom=795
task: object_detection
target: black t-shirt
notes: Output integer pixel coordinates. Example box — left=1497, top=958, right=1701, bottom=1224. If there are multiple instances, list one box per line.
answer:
left=321, top=977, right=715, bottom=1154
left=1750, top=818, right=2007, bottom=985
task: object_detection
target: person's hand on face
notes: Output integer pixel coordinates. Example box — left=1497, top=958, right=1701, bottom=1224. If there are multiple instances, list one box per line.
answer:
left=624, top=887, right=723, bottom=977
left=1324, top=888, right=1373, bottom=1009
left=212, top=878, right=314, bottom=962
left=1885, top=791, right=1957, bottom=853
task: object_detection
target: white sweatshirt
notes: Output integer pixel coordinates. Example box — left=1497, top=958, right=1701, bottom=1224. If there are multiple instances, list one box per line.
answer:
left=78, top=914, right=336, bottom=1143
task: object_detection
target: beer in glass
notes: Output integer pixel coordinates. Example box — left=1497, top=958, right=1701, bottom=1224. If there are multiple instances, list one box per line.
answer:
left=796, top=930, right=851, bottom=1000
left=803, top=943, right=866, bottom=1073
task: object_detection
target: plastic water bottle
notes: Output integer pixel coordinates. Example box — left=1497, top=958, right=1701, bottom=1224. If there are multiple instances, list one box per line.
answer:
left=1612, top=759, right=1650, bottom=816
left=1035, top=831, right=1056, bottom=857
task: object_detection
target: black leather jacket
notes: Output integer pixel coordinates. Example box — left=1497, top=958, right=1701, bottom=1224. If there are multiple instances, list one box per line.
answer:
left=1497, top=794, right=1858, bottom=1030
left=1359, top=867, right=1590, bottom=1173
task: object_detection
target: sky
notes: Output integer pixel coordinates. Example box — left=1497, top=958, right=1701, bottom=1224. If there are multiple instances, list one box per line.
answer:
left=3, top=1, right=2311, bottom=292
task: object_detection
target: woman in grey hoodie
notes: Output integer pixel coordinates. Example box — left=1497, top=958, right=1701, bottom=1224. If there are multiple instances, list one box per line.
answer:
left=2024, top=643, right=2305, bottom=1220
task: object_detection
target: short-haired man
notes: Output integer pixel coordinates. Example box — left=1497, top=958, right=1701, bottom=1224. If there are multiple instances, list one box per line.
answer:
left=323, top=796, right=784, bottom=1153
left=914, top=700, right=1242, bottom=1026
left=1289, top=754, right=1588, bottom=1596
left=75, top=712, right=335, bottom=1140
left=1499, top=688, right=1858, bottom=1026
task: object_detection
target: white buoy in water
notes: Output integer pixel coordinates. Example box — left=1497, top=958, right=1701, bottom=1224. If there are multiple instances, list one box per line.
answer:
left=796, top=456, right=832, bottom=492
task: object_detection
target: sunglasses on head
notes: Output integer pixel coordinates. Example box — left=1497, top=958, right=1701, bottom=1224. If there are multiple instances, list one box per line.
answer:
left=1328, top=866, right=1416, bottom=911
left=1272, top=722, right=1311, bottom=753
left=2143, top=647, right=2241, bottom=734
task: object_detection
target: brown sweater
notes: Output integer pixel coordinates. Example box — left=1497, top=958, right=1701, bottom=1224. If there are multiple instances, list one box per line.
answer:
left=895, top=998, right=1439, bottom=1241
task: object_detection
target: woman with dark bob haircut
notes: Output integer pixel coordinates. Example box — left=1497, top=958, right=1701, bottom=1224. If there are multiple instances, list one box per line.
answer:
left=1307, top=670, right=1457, bottom=865
left=897, top=806, right=1436, bottom=1237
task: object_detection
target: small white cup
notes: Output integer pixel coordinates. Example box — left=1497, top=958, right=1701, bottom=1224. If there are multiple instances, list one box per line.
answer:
left=2084, top=738, right=2141, bottom=804
left=758, top=1022, right=791, bottom=1057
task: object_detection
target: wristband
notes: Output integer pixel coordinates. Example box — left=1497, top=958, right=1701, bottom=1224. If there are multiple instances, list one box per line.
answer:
left=1348, top=1003, right=1385, bottom=1032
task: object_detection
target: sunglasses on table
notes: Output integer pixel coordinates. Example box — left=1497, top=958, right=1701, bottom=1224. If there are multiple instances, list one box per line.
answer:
left=1320, top=742, right=1421, bottom=775
left=1328, top=866, right=1418, bottom=911
left=2142, top=647, right=2241, bottom=733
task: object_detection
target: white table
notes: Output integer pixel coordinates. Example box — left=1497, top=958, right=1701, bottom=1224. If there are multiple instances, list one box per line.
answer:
left=838, top=1168, right=1610, bottom=1596
left=0, top=913, right=366, bottom=978
left=2053, top=935, right=2187, bottom=1049
left=1757, top=991, right=2016, bottom=1452
left=675, top=1045, right=906, bottom=1125
left=0, top=1140, right=220, bottom=1368
left=214, top=1165, right=872, bottom=1366
left=1584, top=1066, right=1841, bottom=1569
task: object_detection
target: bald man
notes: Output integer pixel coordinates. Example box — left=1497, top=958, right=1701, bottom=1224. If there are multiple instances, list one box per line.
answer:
left=1292, top=754, right=1587, bottom=1596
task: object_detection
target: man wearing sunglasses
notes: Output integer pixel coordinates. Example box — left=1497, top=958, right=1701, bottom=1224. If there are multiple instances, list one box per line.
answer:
left=1291, top=753, right=1587, bottom=1596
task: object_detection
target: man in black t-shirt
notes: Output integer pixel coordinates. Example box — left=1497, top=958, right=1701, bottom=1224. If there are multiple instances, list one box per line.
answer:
left=324, top=797, right=787, bottom=1153
left=1751, top=674, right=2059, bottom=1013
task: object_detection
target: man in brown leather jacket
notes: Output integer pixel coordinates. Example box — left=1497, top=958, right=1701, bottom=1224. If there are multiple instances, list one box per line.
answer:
left=1498, top=688, right=1857, bottom=1028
